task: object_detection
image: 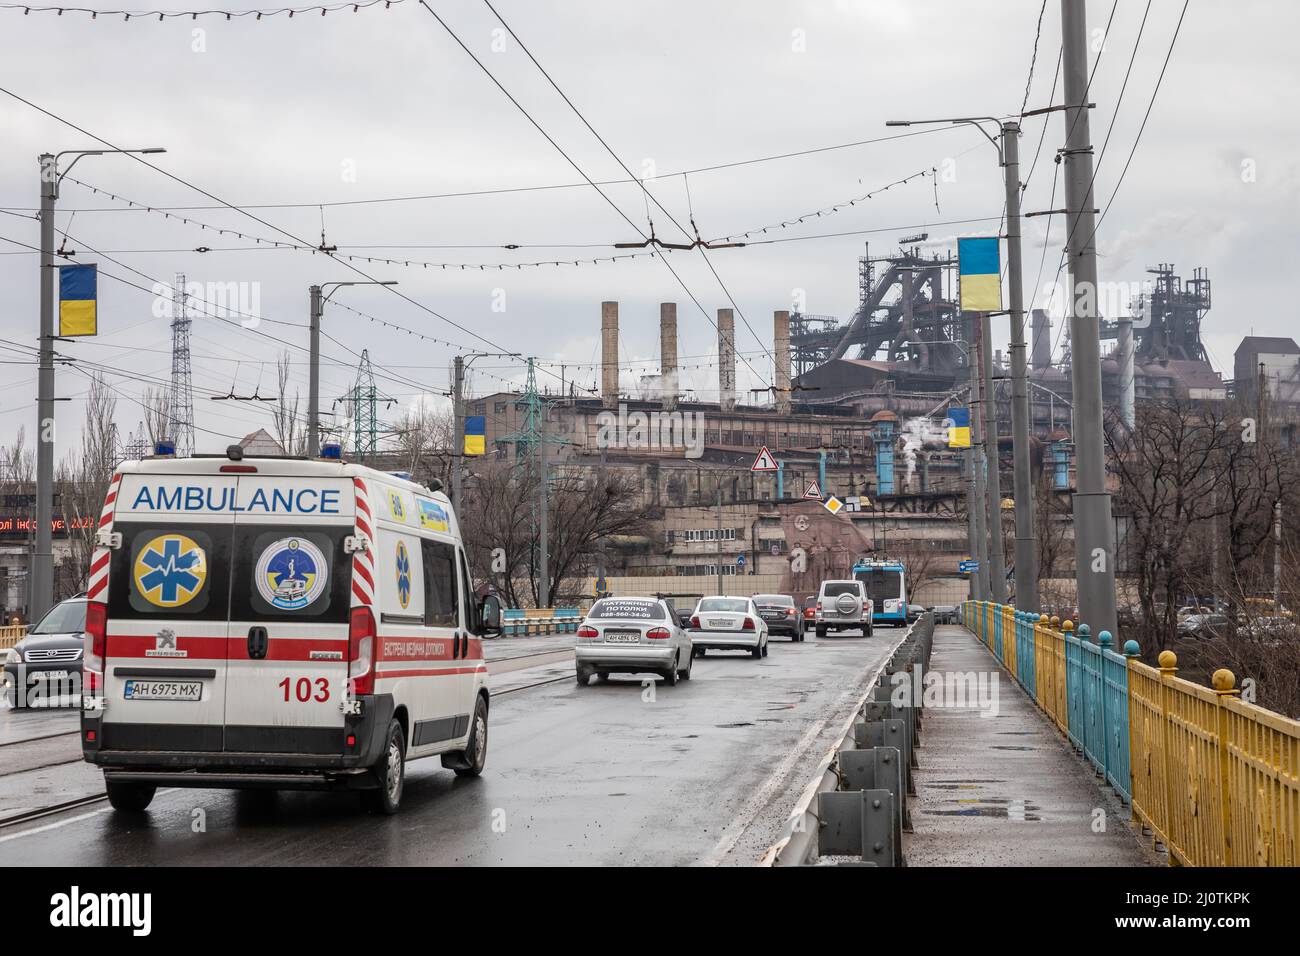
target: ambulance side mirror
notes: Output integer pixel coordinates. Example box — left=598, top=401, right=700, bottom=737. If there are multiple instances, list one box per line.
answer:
left=478, top=594, right=502, bottom=636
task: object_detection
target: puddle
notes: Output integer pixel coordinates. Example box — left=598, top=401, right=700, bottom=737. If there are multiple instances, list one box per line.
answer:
left=715, top=722, right=754, bottom=728
left=924, top=800, right=1041, bottom=821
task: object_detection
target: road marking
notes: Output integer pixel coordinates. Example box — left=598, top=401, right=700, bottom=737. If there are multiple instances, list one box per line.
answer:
left=698, top=714, right=829, bottom=867
left=0, top=807, right=110, bottom=844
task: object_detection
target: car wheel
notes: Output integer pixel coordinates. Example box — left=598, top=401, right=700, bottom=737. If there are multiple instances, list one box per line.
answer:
left=761, top=639, right=769, bottom=658
left=750, top=642, right=762, bottom=659
left=363, top=718, right=406, bottom=814
left=663, top=656, right=680, bottom=686
left=816, top=624, right=826, bottom=638
left=576, top=664, right=594, bottom=686
left=446, top=694, right=489, bottom=778
left=105, top=779, right=156, bottom=813
left=679, top=652, right=692, bottom=681
left=597, top=671, right=610, bottom=681
left=693, top=646, right=706, bottom=658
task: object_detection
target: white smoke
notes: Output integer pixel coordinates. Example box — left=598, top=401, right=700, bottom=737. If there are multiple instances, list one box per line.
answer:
left=898, top=416, right=949, bottom=491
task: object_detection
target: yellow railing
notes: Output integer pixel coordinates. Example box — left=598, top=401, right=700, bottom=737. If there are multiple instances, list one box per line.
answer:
left=0, top=625, right=26, bottom=650
left=1128, top=650, right=1300, bottom=866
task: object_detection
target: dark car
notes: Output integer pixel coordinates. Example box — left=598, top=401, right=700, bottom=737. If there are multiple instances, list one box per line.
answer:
left=2, top=596, right=86, bottom=709
left=752, top=593, right=804, bottom=641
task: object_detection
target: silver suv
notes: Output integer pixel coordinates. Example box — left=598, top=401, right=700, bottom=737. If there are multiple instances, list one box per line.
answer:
left=816, top=580, right=874, bottom=637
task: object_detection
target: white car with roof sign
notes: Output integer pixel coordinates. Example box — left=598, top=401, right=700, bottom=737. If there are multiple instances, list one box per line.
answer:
left=80, top=445, right=502, bottom=815
left=575, top=597, right=693, bottom=685
left=687, top=596, right=769, bottom=658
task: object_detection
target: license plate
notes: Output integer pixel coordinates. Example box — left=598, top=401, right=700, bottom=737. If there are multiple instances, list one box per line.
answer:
left=604, top=631, right=640, bottom=643
left=124, top=679, right=203, bottom=701
left=761, top=611, right=780, bottom=619
left=707, top=618, right=731, bottom=628
left=31, top=670, right=71, bottom=681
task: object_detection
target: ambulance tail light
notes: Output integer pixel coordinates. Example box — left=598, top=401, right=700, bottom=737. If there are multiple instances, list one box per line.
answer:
left=83, top=602, right=107, bottom=693
left=348, top=607, right=376, bottom=696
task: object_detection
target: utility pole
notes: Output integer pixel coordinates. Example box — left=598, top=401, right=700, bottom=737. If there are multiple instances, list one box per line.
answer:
left=980, top=313, right=1008, bottom=604
left=716, top=479, right=724, bottom=595
left=33, top=154, right=55, bottom=623
left=308, top=284, right=321, bottom=456
left=1001, top=121, right=1038, bottom=613
left=451, top=355, right=465, bottom=505
left=1060, top=0, right=1118, bottom=638
left=538, top=405, right=549, bottom=606
left=1274, top=500, right=1283, bottom=611
left=967, top=314, right=990, bottom=600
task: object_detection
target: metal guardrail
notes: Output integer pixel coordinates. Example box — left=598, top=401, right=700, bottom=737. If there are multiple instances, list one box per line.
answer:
left=963, top=600, right=1300, bottom=866
left=0, top=625, right=26, bottom=650
left=762, top=615, right=934, bottom=867
left=501, top=607, right=580, bottom=636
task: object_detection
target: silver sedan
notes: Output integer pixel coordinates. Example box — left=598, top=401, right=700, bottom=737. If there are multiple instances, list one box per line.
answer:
left=688, top=596, right=769, bottom=659
left=575, top=597, right=693, bottom=686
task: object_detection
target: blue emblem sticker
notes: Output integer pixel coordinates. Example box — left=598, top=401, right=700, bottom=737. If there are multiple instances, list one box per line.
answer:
left=395, top=540, right=412, bottom=609
left=254, top=537, right=329, bottom=610
left=133, top=533, right=207, bottom=608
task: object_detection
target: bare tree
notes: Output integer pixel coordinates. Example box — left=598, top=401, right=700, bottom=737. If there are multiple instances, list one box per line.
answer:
left=1, top=426, right=34, bottom=493
left=271, top=351, right=307, bottom=456
left=55, top=374, right=119, bottom=598
left=391, top=401, right=454, bottom=486
left=140, top=386, right=173, bottom=447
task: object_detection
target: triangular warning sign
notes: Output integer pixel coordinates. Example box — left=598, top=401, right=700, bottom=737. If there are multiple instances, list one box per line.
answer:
left=803, top=479, right=823, bottom=499
left=750, top=445, right=778, bottom=472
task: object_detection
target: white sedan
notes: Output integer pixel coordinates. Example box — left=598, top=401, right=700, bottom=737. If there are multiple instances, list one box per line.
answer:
left=575, top=597, right=693, bottom=686
left=688, top=596, right=769, bottom=659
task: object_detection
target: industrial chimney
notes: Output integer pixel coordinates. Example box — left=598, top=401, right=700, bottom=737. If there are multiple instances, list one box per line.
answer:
left=718, top=308, right=736, bottom=411
left=660, top=302, right=678, bottom=410
left=1030, top=309, right=1052, bottom=370
left=773, top=310, right=791, bottom=415
left=601, top=301, right=619, bottom=408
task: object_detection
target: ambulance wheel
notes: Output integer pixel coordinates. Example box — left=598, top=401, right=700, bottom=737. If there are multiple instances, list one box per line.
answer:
left=452, top=695, right=489, bottom=778
left=363, top=719, right=406, bottom=815
left=105, top=779, right=156, bottom=813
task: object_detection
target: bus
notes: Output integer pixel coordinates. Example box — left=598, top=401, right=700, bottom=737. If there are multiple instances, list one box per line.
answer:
left=852, top=558, right=908, bottom=626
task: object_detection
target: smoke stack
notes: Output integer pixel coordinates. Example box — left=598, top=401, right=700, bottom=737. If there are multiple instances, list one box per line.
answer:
left=773, top=310, right=791, bottom=415
left=601, top=301, right=619, bottom=408
left=1031, top=309, right=1051, bottom=370
left=718, top=308, right=736, bottom=411
left=660, top=302, right=678, bottom=410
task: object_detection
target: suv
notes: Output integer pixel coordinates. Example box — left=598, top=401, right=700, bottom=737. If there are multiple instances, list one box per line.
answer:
left=816, top=580, right=873, bottom=637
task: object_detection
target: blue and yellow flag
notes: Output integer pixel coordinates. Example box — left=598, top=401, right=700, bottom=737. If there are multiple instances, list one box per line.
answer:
left=948, top=407, right=971, bottom=448
left=58, top=263, right=97, bottom=337
left=958, top=237, right=1001, bottom=312
left=463, top=415, right=485, bottom=456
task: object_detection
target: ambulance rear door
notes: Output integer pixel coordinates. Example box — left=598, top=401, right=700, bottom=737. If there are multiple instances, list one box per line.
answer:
left=222, top=474, right=355, bottom=755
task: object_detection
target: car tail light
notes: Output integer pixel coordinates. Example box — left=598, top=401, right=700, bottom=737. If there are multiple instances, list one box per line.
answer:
left=577, top=625, right=598, bottom=638
left=742, top=617, right=755, bottom=631
left=786, top=608, right=796, bottom=617
left=348, top=606, right=376, bottom=696
left=690, top=615, right=700, bottom=629
left=816, top=601, right=823, bottom=612
left=83, top=602, right=106, bottom=693
left=646, top=627, right=671, bottom=640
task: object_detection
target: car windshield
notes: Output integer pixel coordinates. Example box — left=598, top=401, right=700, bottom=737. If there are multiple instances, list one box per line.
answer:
left=31, top=600, right=87, bottom=635
left=698, top=598, right=748, bottom=613
left=588, top=599, right=665, bottom=621
left=753, top=595, right=793, bottom=606
left=822, top=582, right=861, bottom=597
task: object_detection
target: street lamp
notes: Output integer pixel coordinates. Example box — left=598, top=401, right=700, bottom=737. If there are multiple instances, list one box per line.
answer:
left=33, top=146, right=166, bottom=622
left=307, top=280, right=397, bottom=456
left=886, top=113, right=1039, bottom=612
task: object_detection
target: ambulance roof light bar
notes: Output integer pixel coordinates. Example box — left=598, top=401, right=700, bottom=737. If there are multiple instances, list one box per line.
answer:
left=320, top=442, right=344, bottom=461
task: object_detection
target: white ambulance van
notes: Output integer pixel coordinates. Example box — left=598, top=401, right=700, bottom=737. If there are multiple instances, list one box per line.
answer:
left=80, top=446, right=501, bottom=814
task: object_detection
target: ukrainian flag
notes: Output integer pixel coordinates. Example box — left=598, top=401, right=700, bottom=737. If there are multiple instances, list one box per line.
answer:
left=948, top=407, right=971, bottom=448
left=463, top=415, right=485, bottom=456
left=958, top=237, right=1001, bottom=312
left=58, top=263, right=97, bottom=337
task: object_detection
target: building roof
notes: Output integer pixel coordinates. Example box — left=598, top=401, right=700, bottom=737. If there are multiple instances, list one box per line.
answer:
left=239, top=428, right=287, bottom=456
left=1235, top=336, right=1300, bottom=357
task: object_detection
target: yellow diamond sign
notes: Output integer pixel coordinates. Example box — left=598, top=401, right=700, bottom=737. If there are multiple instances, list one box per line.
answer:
left=823, top=495, right=844, bottom=515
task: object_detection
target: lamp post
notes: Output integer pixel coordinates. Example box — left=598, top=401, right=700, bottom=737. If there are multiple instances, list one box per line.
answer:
left=307, top=280, right=397, bottom=456
left=887, top=115, right=1037, bottom=611
left=34, top=146, right=165, bottom=622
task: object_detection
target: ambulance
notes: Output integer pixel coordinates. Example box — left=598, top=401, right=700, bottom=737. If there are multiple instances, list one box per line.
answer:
left=80, top=445, right=501, bottom=814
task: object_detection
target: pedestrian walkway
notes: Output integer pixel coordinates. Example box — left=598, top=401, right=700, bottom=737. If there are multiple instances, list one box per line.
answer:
left=906, top=624, right=1160, bottom=866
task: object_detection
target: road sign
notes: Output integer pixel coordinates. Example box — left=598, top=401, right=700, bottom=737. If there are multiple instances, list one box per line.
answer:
left=958, top=560, right=980, bottom=573
left=802, top=479, right=823, bottom=499
left=750, top=445, right=778, bottom=472
left=823, top=495, right=844, bottom=515
left=594, top=573, right=608, bottom=595
left=737, top=554, right=747, bottom=567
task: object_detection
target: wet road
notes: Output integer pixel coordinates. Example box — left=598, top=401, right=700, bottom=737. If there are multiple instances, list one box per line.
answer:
left=0, top=627, right=905, bottom=866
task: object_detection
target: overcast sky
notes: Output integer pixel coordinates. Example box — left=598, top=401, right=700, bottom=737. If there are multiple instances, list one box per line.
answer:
left=2, top=0, right=1296, bottom=456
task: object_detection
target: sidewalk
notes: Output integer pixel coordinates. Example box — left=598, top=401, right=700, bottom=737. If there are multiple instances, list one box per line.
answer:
left=906, top=624, right=1160, bottom=866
